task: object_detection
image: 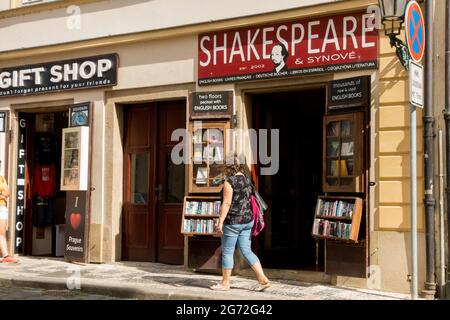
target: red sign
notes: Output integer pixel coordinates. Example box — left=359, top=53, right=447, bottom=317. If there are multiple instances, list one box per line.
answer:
left=198, top=12, right=378, bottom=85
left=405, top=1, right=425, bottom=63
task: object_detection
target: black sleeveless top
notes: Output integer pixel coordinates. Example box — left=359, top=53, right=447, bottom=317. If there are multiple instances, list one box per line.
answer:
left=224, top=175, right=253, bottom=225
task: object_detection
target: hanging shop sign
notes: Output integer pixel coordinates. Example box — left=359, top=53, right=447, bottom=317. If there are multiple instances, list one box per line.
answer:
left=70, top=102, right=91, bottom=127
left=14, top=113, right=26, bottom=254
left=198, top=12, right=378, bottom=85
left=0, top=53, right=118, bottom=97
left=190, top=91, right=233, bottom=119
left=327, top=76, right=370, bottom=111
left=65, top=191, right=88, bottom=262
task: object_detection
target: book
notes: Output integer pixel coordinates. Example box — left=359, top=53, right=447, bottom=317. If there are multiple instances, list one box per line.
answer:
left=328, top=140, right=340, bottom=157
left=341, top=141, right=354, bottom=156
left=196, top=167, right=208, bottom=185
left=213, top=146, right=223, bottom=162
left=193, top=129, right=203, bottom=144
left=341, top=121, right=352, bottom=137
left=193, top=145, right=203, bottom=163
left=327, top=122, right=338, bottom=137
left=340, top=160, right=348, bottom=176
left=203, top=146, right=214, bottom=162
left=346, top=159, right=354, bottom=176
left=329, top=160, right=339, bottom=177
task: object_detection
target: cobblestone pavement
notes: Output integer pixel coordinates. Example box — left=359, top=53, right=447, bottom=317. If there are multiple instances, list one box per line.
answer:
left=0, top=286, right=124, bottom=300
left=0, top=257, right=412, bottom=300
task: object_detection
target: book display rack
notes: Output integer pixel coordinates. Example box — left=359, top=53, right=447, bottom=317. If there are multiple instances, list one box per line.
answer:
left=312, top=196, right=363, bottom=242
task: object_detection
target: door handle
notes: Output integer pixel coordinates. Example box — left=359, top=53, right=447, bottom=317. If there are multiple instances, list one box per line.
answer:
left=155, top=184, right=163, bottom=201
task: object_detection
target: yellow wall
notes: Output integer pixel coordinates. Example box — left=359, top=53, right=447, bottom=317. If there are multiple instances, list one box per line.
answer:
left=366, top=30, right=427, bottom=294
left=377, top=29, right=424, bottom=232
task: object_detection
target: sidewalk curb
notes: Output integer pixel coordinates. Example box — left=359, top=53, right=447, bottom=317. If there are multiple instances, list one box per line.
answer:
left=0, top=275, right=210, bottom=299
left=0, top=275, right=268, bottom=300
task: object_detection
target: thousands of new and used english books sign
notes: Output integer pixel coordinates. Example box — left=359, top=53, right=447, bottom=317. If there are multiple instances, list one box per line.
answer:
left=198, top=12, right=378, bottom=85
left=0, top=54, right=118, bottom=97
left=327, top=76, right=370, bottom=111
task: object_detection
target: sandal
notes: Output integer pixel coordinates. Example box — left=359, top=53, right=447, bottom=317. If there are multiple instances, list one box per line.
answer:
left=209, top=283, right=230, bottom=291
left=254, top=282, right=271, bottom=292
left=1, top=256, right=18, bottom=263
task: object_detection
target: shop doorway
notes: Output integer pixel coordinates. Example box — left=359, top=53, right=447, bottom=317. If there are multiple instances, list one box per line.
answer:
left=122, top=101, right=185, bottom=264
left=251, top=89, right=325, bottom=270
left=22, top=110, right=69, bottom=257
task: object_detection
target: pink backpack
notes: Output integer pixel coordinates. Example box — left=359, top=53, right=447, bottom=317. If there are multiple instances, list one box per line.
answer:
left=251, top=194, right=265, bottom=236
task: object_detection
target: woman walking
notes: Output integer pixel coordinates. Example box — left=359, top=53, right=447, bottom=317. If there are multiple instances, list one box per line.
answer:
left=210, top=156, right=270, bottom=291
left=0, top=160, right=17, bottom=263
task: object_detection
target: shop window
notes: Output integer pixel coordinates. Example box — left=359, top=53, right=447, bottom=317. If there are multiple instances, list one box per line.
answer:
left=130, top=153, right=148, bottom=205
left=165, top=153, right=185, bottom=203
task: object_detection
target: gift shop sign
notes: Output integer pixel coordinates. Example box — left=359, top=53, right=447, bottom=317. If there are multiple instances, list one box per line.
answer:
left=198, top=12, right=378, bottom=84
left=0, top=54, right=118, bottom=97
left=14, top=114, right=26, bottom=253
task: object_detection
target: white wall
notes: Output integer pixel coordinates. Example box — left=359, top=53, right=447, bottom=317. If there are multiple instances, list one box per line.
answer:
left=0, top=133, right=5, bottom=176
left=0, top=0, right=9, bottom=11
left=0, top=0, right=337, bottom=52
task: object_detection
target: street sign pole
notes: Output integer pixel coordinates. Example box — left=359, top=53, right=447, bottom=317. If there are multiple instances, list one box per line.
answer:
left=409, top=59, right=424, bottom=298
left=405, top=0, right=425, bottom=300
left=410, top=100, right=418, bottom=300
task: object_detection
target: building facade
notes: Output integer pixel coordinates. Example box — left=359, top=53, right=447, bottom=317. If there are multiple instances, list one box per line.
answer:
left=0, top=0, right=447, bottom=296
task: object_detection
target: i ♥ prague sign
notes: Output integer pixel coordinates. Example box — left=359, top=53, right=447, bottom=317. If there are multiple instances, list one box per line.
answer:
left=65, top=191, right=88, bottom=262
left=198, top=12, right=378, bottom=85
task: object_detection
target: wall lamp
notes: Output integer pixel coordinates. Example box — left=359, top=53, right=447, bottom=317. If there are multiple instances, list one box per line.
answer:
left=378, top=0, right=410, bottom=70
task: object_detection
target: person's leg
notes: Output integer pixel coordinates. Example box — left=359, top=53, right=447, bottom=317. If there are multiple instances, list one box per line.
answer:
left=237, top=221, right=269, bottom=285
left=220, top=224, right=240, bottom=288
left=250, top=262, right=269, bottom=285
left=0, top=219, right=9, bottom=257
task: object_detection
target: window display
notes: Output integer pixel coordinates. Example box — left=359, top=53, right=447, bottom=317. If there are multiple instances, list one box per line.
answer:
left=323, top=113, right=363, bottom=192
left=189, top=122, right=230, bottom=193
left=61, top=127, right=89, bottom=191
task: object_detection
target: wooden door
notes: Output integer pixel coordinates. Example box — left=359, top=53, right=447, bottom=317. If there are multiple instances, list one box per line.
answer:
left=123, top=101, right=185, bottom=264
left=123, top=105, right=157, bottom=261
left=156, top=101, right=185, bottom=264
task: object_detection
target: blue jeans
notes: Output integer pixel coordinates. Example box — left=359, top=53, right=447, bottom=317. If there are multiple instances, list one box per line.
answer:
left=221, top=221, right=260, bottom=269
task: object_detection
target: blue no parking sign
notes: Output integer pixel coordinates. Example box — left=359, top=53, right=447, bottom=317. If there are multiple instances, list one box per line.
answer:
left=405, top=1, right=425, bottom=63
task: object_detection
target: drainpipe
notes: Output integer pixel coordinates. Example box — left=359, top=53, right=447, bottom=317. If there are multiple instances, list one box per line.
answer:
left=445, top=0, right=450, bottom=299
left=438, top=130, right=446, bottom=299
left=422, top=0, right=437, bottom=299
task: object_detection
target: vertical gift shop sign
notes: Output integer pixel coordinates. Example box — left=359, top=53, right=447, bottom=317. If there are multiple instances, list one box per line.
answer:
left=198, top=11, right=378, bottom=84
left=15, top=113, right=26, bottom=253
left=65, top=102, right=91, bottom=263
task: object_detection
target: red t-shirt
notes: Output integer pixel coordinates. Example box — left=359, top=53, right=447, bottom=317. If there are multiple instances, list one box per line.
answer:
left=33, top=164, right=56, bottom=197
